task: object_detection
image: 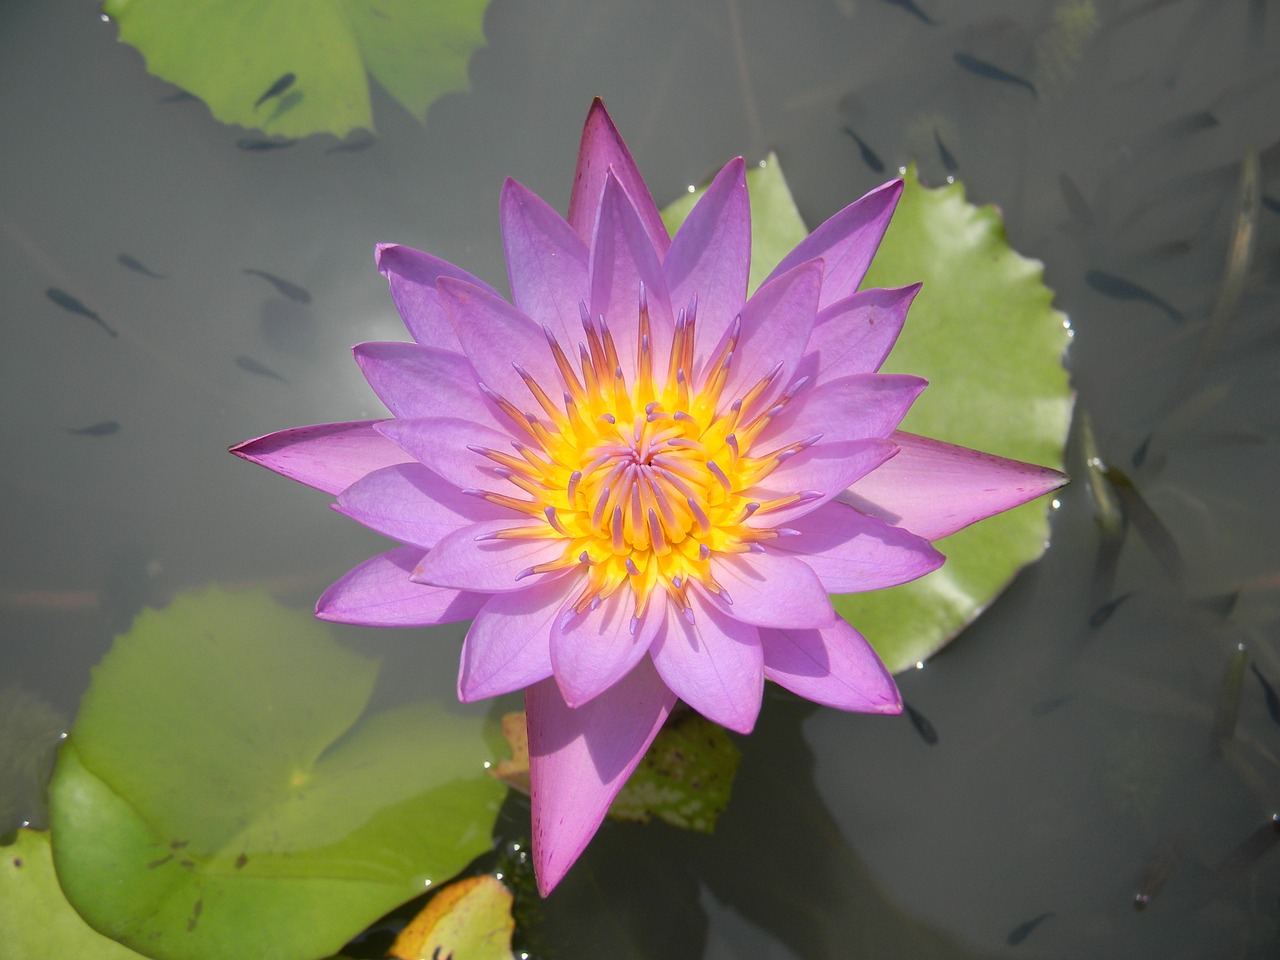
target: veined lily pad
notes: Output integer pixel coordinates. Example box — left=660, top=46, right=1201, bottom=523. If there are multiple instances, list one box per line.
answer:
left=103, top=0, right=490, bottom=138
left=49, top=587, right=504, bottom=960
left=664, top=162, right=1071, bottom=673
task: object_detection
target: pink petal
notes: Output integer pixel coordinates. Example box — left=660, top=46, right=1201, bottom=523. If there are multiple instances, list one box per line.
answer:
left=772, top=500, right=944, bottom=593
left=650, top=594, right=764, bottom=734
left=765, top=179, right=903, bottom=309
left=567, top=99, right=669, bottom=256
left=316, top=546, right=487, bottom=627
left=458, top=577, right=566, bottom=701
left=841, top=431, right=1068, bottom=541
left=375, top=243, right=499, bottom=348
left=500, top=178, right=591, bottom=350
left=335, top=463, right=510, bottom=548
left=757, top=373, right=927, bottom=448
left=374, top=417, right=517, bottom=492
left=528, top=656, right=676, bottom=895
left=747, top=437, right=898, bottom=526
left=412, top=518, right=567, bottom=593
left=353, top=342, right=502, bottom=430
left=761, top=619, right=901, bottom=713
left=798, top=284, right=920, bottom=386
left=664, top=158, right=750, bottom=368
left=705, top=552, right=836, bottom=629
left=436, top=277, right=562, bottom=413
left=711, top=260, right=821, bottom=410
left=230, top=420, right=411, bottom=496
left=588, top=172, right=675, bottom=382
left=550, top=588, right=665, bottom=708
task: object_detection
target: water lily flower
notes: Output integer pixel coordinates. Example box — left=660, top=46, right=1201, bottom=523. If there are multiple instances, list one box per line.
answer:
left=232, top=99, right=1065, bottom=895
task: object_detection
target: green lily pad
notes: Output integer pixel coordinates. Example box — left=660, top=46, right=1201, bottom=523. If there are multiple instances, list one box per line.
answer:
left=49, top=587, right=504, bottom=960
left=663, top=162, right=1071, bottom=673
left=610, top=710, right=741, bottom=833
left=103, top=0, right=490, bottom=138
left=0, top=828, right=148, bottom=959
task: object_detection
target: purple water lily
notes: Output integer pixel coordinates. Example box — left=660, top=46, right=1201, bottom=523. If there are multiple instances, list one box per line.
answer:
left=233, top=100, right=1065, bottom=895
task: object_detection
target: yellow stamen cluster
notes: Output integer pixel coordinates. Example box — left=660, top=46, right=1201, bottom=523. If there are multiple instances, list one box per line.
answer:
left=471, top=291, right=818, bottom=624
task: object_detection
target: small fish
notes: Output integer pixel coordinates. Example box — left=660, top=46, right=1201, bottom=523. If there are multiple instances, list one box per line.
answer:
left=1208, top=814, right=1280, bottom=895
left=933, top=129, right=957, bottom=173
left=1089, top=591, right=1133, bottom=629
left=160, top=90, right=197, bottom=103
left=67, top=420, right=120, bottom=436
left=1133, top=835, right=1180, bottom=910
left=1191, top=590, right=1239, bottom=618
left=1263, top=194, right=1280, bottom=216
left=1085, top=270, right=1183, bottom=322
left=1006, top=912, right=1052, bottom=946
left=840, top=127, right=885, bottom=173
left=953, top=53, right=1036, bottom=98
left=1103, top=466, right=1184, bottom=584
left=243, top=269, right=311, bottom=304
left=46, top=287, right=117, bottom=337
left=117, top=254, right=165, bottom=279
left=1131, top=433, right=1152, bottom=469
left=1250, top=663, right=1280, bottom=728
left=325, top=133, right=376, bottom=154
left=1057, top=173, right=1093, bottom=226
left=880, top=0, right=935, bottom=25
left=1152, top=110, right=1218, bottom=139
left=254, top=72, right=296, bottom=108
left=236, top=137, right=297, bottom=152
left=903, top=701, right=938, bottom=744
left=1211, top=643, right=1248, bottom=752
left=235, top=355, right=289, bottom=384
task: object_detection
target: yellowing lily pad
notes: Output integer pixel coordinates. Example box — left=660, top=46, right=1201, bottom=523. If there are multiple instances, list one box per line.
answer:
left=389, top=874, right=516, bottom=960
left=0, top=828, right=148, bottom=959
left=48, top=588, right=505, bottom=960
left=103, top=0, right=489, bottom=138
left=493, top=709, right=740, bottom=833
left=664, top=162, right=1071, bottom=673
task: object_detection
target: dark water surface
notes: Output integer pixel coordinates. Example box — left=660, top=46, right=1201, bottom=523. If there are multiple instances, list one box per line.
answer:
left=3, top=0, right=1279, bottom=957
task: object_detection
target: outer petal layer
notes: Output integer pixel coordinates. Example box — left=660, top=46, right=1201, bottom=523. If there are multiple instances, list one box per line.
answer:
left=458, top=577, right=564, bottom=701
left=316, top=546, right=487, bottom=626
left=842, top=431, right=1068, bottom=541
left=335, top=463, right=508, bottom=548
left=376, top=243, right=499, bottom=348
left=761, top=619, right=901, bottom=713
left=230, top=420, right=410, bottom=496
left=528, top=656, right=676, bottom=895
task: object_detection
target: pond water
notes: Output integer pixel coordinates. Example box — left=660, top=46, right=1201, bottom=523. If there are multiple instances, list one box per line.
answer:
left=3, top=0, right=1279, bottom=957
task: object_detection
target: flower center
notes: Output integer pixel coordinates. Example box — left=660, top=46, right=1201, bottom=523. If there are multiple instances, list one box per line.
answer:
left=472, top=293, right=818, bottom=620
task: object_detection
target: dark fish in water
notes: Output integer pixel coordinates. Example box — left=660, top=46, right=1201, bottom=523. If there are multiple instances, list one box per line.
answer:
left=933, top=129, right=957, bottom=173
left=953, top=53, right=1037, bottom=98
left=1251, top=663, right=1280, bottom=728
left=1057, top=173, right=1093, bottom=226
left=236, top=137, right=297, bottom=152
left=160, top=90, right=197, bottom=103
left=1006, top=912, right=1051, bottom=945
left=880, top=0, right=935, bottom=25
left=243, top=269, right=311, bottom=304
left=1131, top=432, right=1152, bottom=469
left=1211, top=643, right=1248, bottom=752
left=1134, top=835, right=1180, bottom=910
left=326, top=133, right=376, bottom=154
left=67, top=420, right=120, bottom=436
left=46, top=287, right=117, bottom=337
left=1153, top=110, right=1218, bottom=139
left=1103, top=466, right=1184, bottom=584
left=1263, top=194, right=1280, bottom=215
left=1208, top=814, right=1280, bottom=895
left=117, top=254, right=165, bottom=279
left=840, top=127, right=885, bottom=173
left=254, top=72, right=296, bottom=108
left=1191, top=590, right=1239, bottom=619
left=236, top=355, right=289, bottom=384
left=1085, top=270, right=1183, bottom=322
left=903, top=701, right=937, bottom=744
left=1089, top=591, right=1133, bottom=629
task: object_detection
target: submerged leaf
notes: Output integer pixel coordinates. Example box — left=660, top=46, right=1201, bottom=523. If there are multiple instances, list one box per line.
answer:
left=663, top=162, right=1072, bottom=673
left=49, top=587, right=504, bottom=960
left=104, top=0, right=489, bottom=138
